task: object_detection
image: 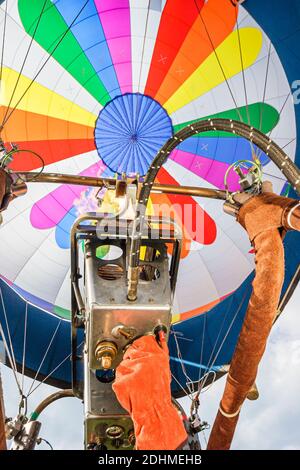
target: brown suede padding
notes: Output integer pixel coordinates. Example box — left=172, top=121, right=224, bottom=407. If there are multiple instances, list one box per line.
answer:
left=238, top=192, right=298, bottom=242
left=0, top=169, right=14, bottom=213
left=207, top=190, right=300, bottom=450
left=282, top=201, right=300, bottom=231
left=207, top=228, right=285, bottom=450
left=113, top=335, right=188, bottom=450
left=207, top=411, right=239, bottom=451
left=0, top=170, right=8, bottom=209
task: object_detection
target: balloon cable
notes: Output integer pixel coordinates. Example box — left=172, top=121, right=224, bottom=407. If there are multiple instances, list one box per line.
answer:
left=234, top=6, right=251, bottom=127
left=193, top=0, right=244, bottom=123
left=1, top=0, right=90, bottom=130
left=198, top=312, right=207, bottom=385
left=259, top=41, right=272, bottom=132
left=26, top=320, right=62, bottom=397
left=0, top=287, right=23, bottom=396
left=0, top=0, right=8, bottom=96
left=196, top=284, right=251, bottom=399
left=257, top=92, right=292, bottom=161
left=0, top=0, right=48, bottom=129
left=137, top=0, right=150, bottom=93
left=26, top=341, right=84, bottom=398
left=171, top=326, right=194, bottom=395
left=21, top=302, right=28, bottom=395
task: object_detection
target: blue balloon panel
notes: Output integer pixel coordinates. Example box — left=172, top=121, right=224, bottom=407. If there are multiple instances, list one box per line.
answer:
left=94, top=93, right=173, bottom=175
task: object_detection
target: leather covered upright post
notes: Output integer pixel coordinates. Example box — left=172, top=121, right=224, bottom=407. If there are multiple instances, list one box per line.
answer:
left=112, top=334, right=188, bottom=450
left=0, top=169, right=14, bottom=213
left=0, top=169, right=28, bottom=220
left=207, top=183, right=300, bottom=450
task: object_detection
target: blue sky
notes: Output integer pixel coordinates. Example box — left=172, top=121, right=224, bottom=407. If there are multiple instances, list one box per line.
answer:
left=1, top=286, right=300, bottom=450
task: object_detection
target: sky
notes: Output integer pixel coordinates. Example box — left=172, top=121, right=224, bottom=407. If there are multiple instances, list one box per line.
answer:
left=1, top=285, right=300, bottom=450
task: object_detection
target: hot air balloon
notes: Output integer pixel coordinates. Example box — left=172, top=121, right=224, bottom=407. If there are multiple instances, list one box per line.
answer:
left=0, top=0, right=299, bottom=450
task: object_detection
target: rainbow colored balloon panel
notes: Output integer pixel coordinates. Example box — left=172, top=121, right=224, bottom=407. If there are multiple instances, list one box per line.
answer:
left=0, top=0, right=296, bottom=322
